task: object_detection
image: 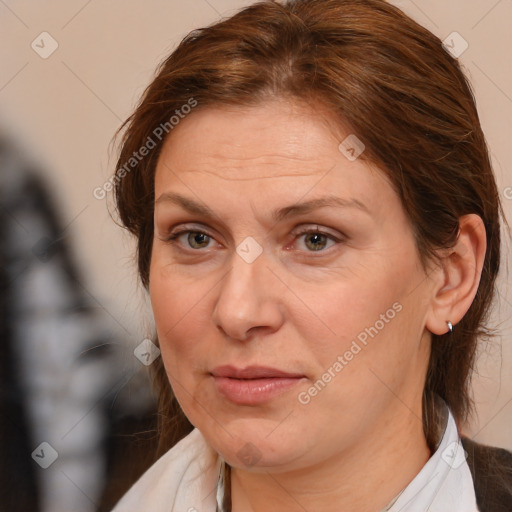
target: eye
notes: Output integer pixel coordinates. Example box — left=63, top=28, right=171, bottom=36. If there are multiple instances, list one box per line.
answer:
left=293, top=226, right=342, bottom=252
left=165, top=229, right=215, bottom=250
left=163, top=225, right=343, bottom=254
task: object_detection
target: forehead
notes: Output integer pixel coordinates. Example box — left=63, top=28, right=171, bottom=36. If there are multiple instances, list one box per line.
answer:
left=153, top=99, right=393, bottom=213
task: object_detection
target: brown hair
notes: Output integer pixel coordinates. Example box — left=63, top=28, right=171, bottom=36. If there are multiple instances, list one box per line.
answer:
left=113, top=0, right=505, bottom=467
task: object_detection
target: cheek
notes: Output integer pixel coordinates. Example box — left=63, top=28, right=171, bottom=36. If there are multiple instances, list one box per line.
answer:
left=293, top=263, right=411, bottom=359
left=149, top=262, right=209, bottom=369
left=295, top=248, right=425, bottom=402
left=149, top=269, right=216, bottom=424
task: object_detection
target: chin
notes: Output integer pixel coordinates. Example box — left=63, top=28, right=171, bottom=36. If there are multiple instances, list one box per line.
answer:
left=197, top=417, right=306, bottom=471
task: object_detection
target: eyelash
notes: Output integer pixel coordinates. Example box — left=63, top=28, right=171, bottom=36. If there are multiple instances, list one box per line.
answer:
left=163, top=226, right=344, bottom=254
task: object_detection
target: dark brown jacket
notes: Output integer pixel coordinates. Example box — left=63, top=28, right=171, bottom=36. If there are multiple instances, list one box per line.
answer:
left=461, top=437, right=512, bottom=512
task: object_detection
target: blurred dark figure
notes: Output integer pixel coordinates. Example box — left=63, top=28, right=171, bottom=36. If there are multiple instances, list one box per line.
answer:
left=0, top=162, right=38, bottom=507
left=0, top=138, right=117, bottom=511
left=0, top=138, right=159, bottom=511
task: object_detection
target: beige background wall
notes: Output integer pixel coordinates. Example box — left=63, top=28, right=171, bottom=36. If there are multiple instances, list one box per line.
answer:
left=1, top=0, right=511, bottom=450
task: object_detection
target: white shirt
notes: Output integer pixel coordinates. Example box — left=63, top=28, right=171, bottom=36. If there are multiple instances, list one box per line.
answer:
left=112, top=405, right=479, bottom=512
left=385, top=405, right=479, bottom=511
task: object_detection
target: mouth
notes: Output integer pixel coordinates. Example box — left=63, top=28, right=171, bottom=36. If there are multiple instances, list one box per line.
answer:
left=211, top=365, right=306, bottom=405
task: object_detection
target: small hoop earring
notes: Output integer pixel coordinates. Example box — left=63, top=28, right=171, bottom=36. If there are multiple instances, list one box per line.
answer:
left=447, top=321, right=453, bottom=333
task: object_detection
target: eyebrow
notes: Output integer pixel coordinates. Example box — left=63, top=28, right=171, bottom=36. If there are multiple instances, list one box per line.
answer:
left=155, top=192, right=371, bottom=222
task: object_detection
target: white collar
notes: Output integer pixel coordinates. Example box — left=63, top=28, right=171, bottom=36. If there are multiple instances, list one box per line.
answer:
left=112, top=427, right=221, bottom=511
left=112, top=406, right=479, bottom=512
left=384, top=404, right=479, bottom=512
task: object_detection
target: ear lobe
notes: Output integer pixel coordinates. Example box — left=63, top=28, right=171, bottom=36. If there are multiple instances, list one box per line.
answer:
left=425, top=214, right=487, bottom=335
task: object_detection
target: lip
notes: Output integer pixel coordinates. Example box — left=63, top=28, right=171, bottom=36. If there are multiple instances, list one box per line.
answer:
left=211, top=365, right=306, bottom=405
left=212, top=365, right=305, bottom=379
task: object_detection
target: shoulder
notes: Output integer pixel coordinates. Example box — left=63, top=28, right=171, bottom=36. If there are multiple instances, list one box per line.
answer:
left=461, top=436, right=512, bottom=512
left=111, top=428, right=220, bottom=511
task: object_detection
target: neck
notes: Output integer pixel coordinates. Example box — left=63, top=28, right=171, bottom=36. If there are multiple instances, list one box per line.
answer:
left=230, top=406, right=431, bottom=512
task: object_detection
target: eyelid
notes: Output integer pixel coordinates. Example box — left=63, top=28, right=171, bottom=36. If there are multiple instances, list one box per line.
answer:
left=164, top=222, right=343, bottom=238
left=291, top=224, right=343, bottom=240
left=162, top=222, right=216, bottom=239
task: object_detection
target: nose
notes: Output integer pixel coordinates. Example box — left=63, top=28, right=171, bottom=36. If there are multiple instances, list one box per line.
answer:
left=211, top=246, right=285, bottom=342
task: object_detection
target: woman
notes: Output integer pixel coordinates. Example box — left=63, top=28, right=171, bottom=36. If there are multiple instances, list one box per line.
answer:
left=110, top=0, right=512, bottom=510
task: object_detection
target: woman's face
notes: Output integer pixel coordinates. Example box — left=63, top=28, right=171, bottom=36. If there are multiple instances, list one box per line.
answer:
left=150, top=98, right=435, bottom=472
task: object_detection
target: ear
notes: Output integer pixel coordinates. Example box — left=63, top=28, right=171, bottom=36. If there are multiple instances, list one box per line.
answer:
left=425, top=214, right=487, bottom=335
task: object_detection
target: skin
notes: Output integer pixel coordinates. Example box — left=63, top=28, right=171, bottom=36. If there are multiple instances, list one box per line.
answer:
left=149, top=98, right=486, bottom=512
